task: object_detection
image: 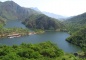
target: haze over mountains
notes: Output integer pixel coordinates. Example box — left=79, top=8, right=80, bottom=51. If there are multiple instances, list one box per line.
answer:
left=0, top=1, right=65, bottom=30
left=0, top=1, right=67, bottom=21
left=0, top=1, right=86, bottom=22
left=0, top=1, right=40, bottom=20
left=31, top=7, right=68, bottom=20
left=66, top=12, right=86, bottom=23
left=65, top=12, right=86, bottom=27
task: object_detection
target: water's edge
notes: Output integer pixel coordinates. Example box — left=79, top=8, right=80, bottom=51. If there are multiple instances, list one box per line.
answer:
left=0, top=20, right=81, bottom=53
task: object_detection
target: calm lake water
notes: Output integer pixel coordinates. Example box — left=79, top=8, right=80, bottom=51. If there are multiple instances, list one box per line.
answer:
left=0, top=20, right=81, bottom=53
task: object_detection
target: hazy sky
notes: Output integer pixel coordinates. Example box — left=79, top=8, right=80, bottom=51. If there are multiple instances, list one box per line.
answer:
left=1, top=0, right=86, bottom=16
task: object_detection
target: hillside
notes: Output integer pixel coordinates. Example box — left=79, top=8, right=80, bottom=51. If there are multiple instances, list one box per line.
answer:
left=66, top=27, right=86, bottom=57
left=65, top=12, right=86, bottom=43
left=64, top=12, right=86, bottom=33
left=0, top=41, right=83, bottom=60
left=66, top=27, right=86, bottom=48
left=22, top=14, right=64, bottom=30
left=66, top=12, right=86, bottom=23
left=0, top=16, right=6, bottom=24
left=65, top=13, right=86, bottom=57
left=0, top=1, right=40, bottom=20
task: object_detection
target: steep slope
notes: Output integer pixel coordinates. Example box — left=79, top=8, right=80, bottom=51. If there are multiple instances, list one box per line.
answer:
left=22, top=14, right=64, bottom=30
left=65, top=13, right=86, bottom=55
left=66, top=12, right=86, bottom=23
left=0, top=1, right=40, bottom=20
left=66, top=27, right=86, bottom=48
left=64, top=12, right=86, bottom=33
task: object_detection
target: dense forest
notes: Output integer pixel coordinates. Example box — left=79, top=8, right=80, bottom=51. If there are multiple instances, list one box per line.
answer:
left=65, top=12, right=86, bottom=45
left=0, top=41, right=84, bottom=60
left=65, top=13, right=86, bottom=58
left=66, top=27, right=86, bottom=51
left=64, top=12, right=86, bottom=34
left=66, top=28, right=86, bottom=59
left=22, top=14, right=64, bottom=30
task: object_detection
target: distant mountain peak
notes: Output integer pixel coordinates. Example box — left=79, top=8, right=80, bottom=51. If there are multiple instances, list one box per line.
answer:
left=30, top=7, right=68, bottom=20
left=31, top=7, right=41, bottom=12
left=0, top=1, right=15, bottom=3
left=0, top=1, right=41, bottom=20
left=3, top=1, right=19, bottom=6
left=43, top=12, right=68, bottom=20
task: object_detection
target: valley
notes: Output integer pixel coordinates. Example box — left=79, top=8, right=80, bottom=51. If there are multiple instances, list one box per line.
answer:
left=0, top=20, right=81, bottom=53
left=0, top=0, right=86, bottom=60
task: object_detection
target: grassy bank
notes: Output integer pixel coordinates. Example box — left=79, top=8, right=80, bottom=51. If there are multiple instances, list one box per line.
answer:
left=0, top=27, right=29, bottom=38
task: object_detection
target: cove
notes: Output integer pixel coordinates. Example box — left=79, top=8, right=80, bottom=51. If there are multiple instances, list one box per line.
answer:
left=0, top=20, right=81, bottom=53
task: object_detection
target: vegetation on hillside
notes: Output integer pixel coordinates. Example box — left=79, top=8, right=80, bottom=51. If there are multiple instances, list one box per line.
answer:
left=23, top=14, right=64, bottom=31
left=0, top=1, right=41, bottom=20
left=64, top=13, right=86, bottom=58
left=0, top=16, right=6, bottom=24
left=66, top=27, right=86, bottom=50
left=64, top=13, right=86, bottom=48
left=0, top=16, right=30, bottom=38
left=0, top=41, right=84, bottom=60
left=64, top=12, right=86, bottom=34
left=0, top=24, right=29, bottom=38
left=66, top=26, right=86, bottom=58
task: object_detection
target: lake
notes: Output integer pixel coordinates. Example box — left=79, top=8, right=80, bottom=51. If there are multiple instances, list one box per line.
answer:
left=0, top=20, right=81, bottom=53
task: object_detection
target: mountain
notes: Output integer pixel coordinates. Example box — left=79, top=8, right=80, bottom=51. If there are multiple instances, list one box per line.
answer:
left=43, top=12, right=68, bottom=20
left=31, top=7, right=68, bottom=20
left=64, top=13, right=86, bottom=56
left=22, top=14, right=64, bottom=30
left=66, top=12, right=86, bottom=23
left=0, top=1, right=40, bottom=20
left=64, top=12, right=86, bottom=33
left=66, top=27, right=86, bottom=48
left=31, top=7, right=41, bottom=12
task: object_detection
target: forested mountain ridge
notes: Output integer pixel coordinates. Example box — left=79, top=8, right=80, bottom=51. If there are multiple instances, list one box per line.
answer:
left=64, top=12, right=86, bottom=46
left=64, top=12, right=86, bottom=33
left=0, top=1, right=40, bottom=20
left=66, top=27, right=86, bottom=48
left=64, top=12, right=86, bottom=57
left=22, top=14, right=64, bottom=30
left=66, top=12, right=86, bottom=23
